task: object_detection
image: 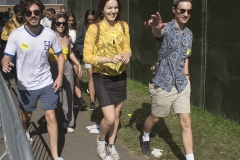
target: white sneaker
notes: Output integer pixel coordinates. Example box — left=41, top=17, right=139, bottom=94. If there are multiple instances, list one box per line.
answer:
left=63, top=123, right=74, bottom=133
left=67, top=127, right=74, bottom=133
left=55, top=157, right=64, bottom=160
left=26, top=132, right=33, bottom=145
left=107, top=145, right=120, bottom=160
left=97, top=135, right=107, bottom=159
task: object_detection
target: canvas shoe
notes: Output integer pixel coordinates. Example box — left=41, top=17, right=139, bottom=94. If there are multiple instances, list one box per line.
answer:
left=97, top=135, right=107, bottom=159
left=89, top=101, right=96, bottom=111
left=55, top=157, right=64, bottom=160
left=141, top=139, right=151, bottom=155
left=107, top=145, right=120, bottom=160
left=26, top=132, right=33, bottom=145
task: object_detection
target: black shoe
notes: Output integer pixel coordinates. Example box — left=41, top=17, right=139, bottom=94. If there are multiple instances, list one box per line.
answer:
left=89, top=101, right=96, bottom=111
left=141, top=139, right=151, bottom=155
left=78, top=97, right=87, bottom=110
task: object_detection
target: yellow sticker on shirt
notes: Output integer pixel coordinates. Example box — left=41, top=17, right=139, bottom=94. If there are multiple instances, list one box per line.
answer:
left=109, top=30, right=117, bottom=37
left=186, top=49, right=191, bottom=56
left=20, top=43, right=29, bottom=50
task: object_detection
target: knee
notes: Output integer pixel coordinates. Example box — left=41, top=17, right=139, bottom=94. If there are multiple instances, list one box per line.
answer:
left=104, top=116, right=115, bottom=126
left=21, top=112, right=32, bottom=120
left=45, top=111, right=57, bottom=123
left=181, top=118, right=192, bottom=131
left=150, top=114, right=160, bottom=123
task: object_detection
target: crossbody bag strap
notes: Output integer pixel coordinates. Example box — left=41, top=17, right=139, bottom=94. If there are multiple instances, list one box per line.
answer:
left=11, top=19, right=18, bottom=29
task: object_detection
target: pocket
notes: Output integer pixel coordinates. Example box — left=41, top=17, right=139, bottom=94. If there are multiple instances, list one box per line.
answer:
left=149, top=83, right=156, bottom=96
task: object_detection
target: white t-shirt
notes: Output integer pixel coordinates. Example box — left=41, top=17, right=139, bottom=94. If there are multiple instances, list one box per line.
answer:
left=69, top=28, right=76, bottom=48
left=40, top=17, right=52, bottom=28
left=4, top=25, right=62, bottom=90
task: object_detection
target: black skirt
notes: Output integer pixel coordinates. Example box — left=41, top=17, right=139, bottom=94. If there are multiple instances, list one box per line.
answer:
left=92, top=71, right=127, bottom=107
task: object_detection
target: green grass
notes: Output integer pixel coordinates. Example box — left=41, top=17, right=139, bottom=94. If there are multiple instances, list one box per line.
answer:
left=80, top=69, right=240, bottom=160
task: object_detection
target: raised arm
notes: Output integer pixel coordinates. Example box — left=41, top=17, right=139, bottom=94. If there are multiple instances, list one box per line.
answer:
left=148, top=12, right=167, bottom=38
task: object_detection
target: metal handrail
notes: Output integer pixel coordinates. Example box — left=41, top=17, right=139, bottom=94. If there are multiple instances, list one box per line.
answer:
left=0, top=72, right=34, bottom=160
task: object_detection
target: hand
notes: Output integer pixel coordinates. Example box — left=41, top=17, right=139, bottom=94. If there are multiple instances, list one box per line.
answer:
left=109, top=55, right=122, bottom=64
left=77, top=65, right=82, bottom=77
left=121, top=52, right=131, bottom=64
left=148, top=12, right=167, bottom=29
left=52, top=76, right=62, bottom=92
left=2, top=61, right=14, bottom=73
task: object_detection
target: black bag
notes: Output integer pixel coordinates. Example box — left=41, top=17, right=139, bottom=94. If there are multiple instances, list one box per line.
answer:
left=71, top=41, right=81, bottom=60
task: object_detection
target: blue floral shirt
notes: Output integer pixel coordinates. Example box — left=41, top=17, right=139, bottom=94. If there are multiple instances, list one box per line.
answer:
left=152, top=20, right=193, bottom=93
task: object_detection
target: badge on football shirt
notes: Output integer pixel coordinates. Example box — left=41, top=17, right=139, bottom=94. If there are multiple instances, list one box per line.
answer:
left=109, top=30, right=117, bottom=37
left=20, top=43, right=29, bottom=50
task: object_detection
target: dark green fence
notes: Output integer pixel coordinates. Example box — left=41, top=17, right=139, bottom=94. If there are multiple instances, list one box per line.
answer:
left=67, top=0, right=240, bottom=123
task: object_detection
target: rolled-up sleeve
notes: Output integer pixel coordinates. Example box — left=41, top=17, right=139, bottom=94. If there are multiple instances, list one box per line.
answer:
left=83, top=24, right=99, bottom=66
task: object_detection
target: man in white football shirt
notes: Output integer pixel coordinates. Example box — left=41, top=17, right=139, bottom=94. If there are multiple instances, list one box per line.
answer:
left=1, top=0, right=64, bottom=160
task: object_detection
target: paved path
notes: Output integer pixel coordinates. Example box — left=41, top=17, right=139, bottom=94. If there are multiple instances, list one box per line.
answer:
left=1, top=73, right=136, bottom=160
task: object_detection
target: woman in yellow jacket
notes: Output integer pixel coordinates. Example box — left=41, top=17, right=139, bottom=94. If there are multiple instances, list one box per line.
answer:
left=84, top=0, right=131, bottom=159
left=49, top=14, right=82, bottom=133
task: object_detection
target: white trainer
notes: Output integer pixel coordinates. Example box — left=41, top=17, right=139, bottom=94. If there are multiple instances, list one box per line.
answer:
left=107, top=145, right=120, bottom=160
left=97, top=135, right=107, bottom=159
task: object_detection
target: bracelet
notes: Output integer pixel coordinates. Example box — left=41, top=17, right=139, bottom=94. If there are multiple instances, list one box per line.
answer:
left=185, top=74, right=190, bottom=77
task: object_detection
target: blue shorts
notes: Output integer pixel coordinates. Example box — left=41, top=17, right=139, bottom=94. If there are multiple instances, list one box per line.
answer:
left=18, top=83, right=58, bottom=112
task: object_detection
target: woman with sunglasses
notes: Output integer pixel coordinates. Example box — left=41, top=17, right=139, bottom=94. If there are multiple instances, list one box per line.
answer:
left=49, top=14, right=82, bottom=133
left=84, top=0, right=131, bottom=159
left=64, top=11, right=87, bottom=110
left=75, top=9, right=96, bottom=111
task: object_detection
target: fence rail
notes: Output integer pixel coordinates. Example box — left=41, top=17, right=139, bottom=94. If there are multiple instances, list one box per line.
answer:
left=0, top=72, right=34, bottom=160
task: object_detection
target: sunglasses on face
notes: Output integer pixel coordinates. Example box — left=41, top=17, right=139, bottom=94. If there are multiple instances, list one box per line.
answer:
left=56, top=22, right=67, bottom=26
left=177, top=8, right=193, bottom=15
left=25, top=10, right=41, bottom=17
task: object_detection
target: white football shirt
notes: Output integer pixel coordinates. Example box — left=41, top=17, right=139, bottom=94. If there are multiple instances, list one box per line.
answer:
left=4, top=25, right=62, bottom=90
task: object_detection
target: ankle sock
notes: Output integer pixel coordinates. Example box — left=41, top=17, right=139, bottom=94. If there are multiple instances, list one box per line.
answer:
left=99, top=137, right=105, bottom=141
left=26, top=132, right=30, bottom=139
left=142, top=131, right=150, bottom=141
left=186, top=153, right=194, bottom=160
left=108, top=144, right=113, bottom=148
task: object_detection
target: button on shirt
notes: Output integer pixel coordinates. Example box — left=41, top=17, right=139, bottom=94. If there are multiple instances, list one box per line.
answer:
left=152, top=20, right=193, bottom=93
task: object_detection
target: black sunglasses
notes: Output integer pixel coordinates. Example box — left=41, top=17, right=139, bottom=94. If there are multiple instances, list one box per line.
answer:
left=177, top=8, right=193, bottom=15
left=56, top=22, right=67, bottom=26
left=25, top=10, right=41, bottom=17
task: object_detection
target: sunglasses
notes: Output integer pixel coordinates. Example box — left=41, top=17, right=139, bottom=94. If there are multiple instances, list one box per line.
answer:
left=25, top=10, right=41, bottom=17
left=56, top=22, right=67, bottom=26
left=177, top=8, right=193, bottom=15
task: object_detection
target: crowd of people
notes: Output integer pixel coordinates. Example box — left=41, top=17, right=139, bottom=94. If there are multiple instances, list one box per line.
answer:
left=0, top=0, right=195, bottom=160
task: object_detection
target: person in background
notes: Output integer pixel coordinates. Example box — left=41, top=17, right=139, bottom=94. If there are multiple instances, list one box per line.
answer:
left=41, top=8, right=56, bottom=28
left=140, top=0, right=194, bottom=160
left=60, top=5, right=67, bottom=15
left=84, top=0, right=131, bottom=159
left=64, top=11, right=87, bottom=110
left=1, top=4, right=25, bottom=81
left=1, top=0, right=64, bottom=159
left=50, top=14, right=82, bottom=133
left=75, top=9, right=96, bottom=111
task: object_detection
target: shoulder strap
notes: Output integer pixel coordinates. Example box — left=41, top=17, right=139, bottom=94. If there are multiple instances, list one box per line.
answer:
left=11, top=19, right=18, bottom=29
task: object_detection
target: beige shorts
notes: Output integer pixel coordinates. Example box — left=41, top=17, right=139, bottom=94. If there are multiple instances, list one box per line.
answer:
left=149, top=79, right=191, bottom=117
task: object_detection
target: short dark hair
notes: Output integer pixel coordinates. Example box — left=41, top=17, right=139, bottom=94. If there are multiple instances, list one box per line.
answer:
left=46, top=8, right=56, bottom=14
left=13, top=4, right=22, bottom=14
left=19, top=0, right=45, bottom=13
left=60, top=5, right=66, bottom=10
left=173, top=0, right=193, bottom=7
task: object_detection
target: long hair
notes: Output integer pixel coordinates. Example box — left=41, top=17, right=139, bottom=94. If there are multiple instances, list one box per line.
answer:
left=84, top=9, right=95, bottom=29
left=64, top=11, right=77, bottom=30
left=92, top=0, right=122, bottom=24
left=51, top=14, right=69, bottom=35
left=19, top=0, right=45, bottom=14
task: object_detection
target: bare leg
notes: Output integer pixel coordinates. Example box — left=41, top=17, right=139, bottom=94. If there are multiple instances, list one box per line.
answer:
left=108, top=102, right=123, bottom=144
left=178, top=113, right=193, bottom=155
left=99, top=105, right=116, bottom=140
left=73, top=64, right=82, bottom=98
left=20, top=111, right=32, bottom=132
left=143, top=114, right=160, bottom=133
left=86, top=68, right=95, bottom=102
left=44, top=109, right=58, bottom=159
